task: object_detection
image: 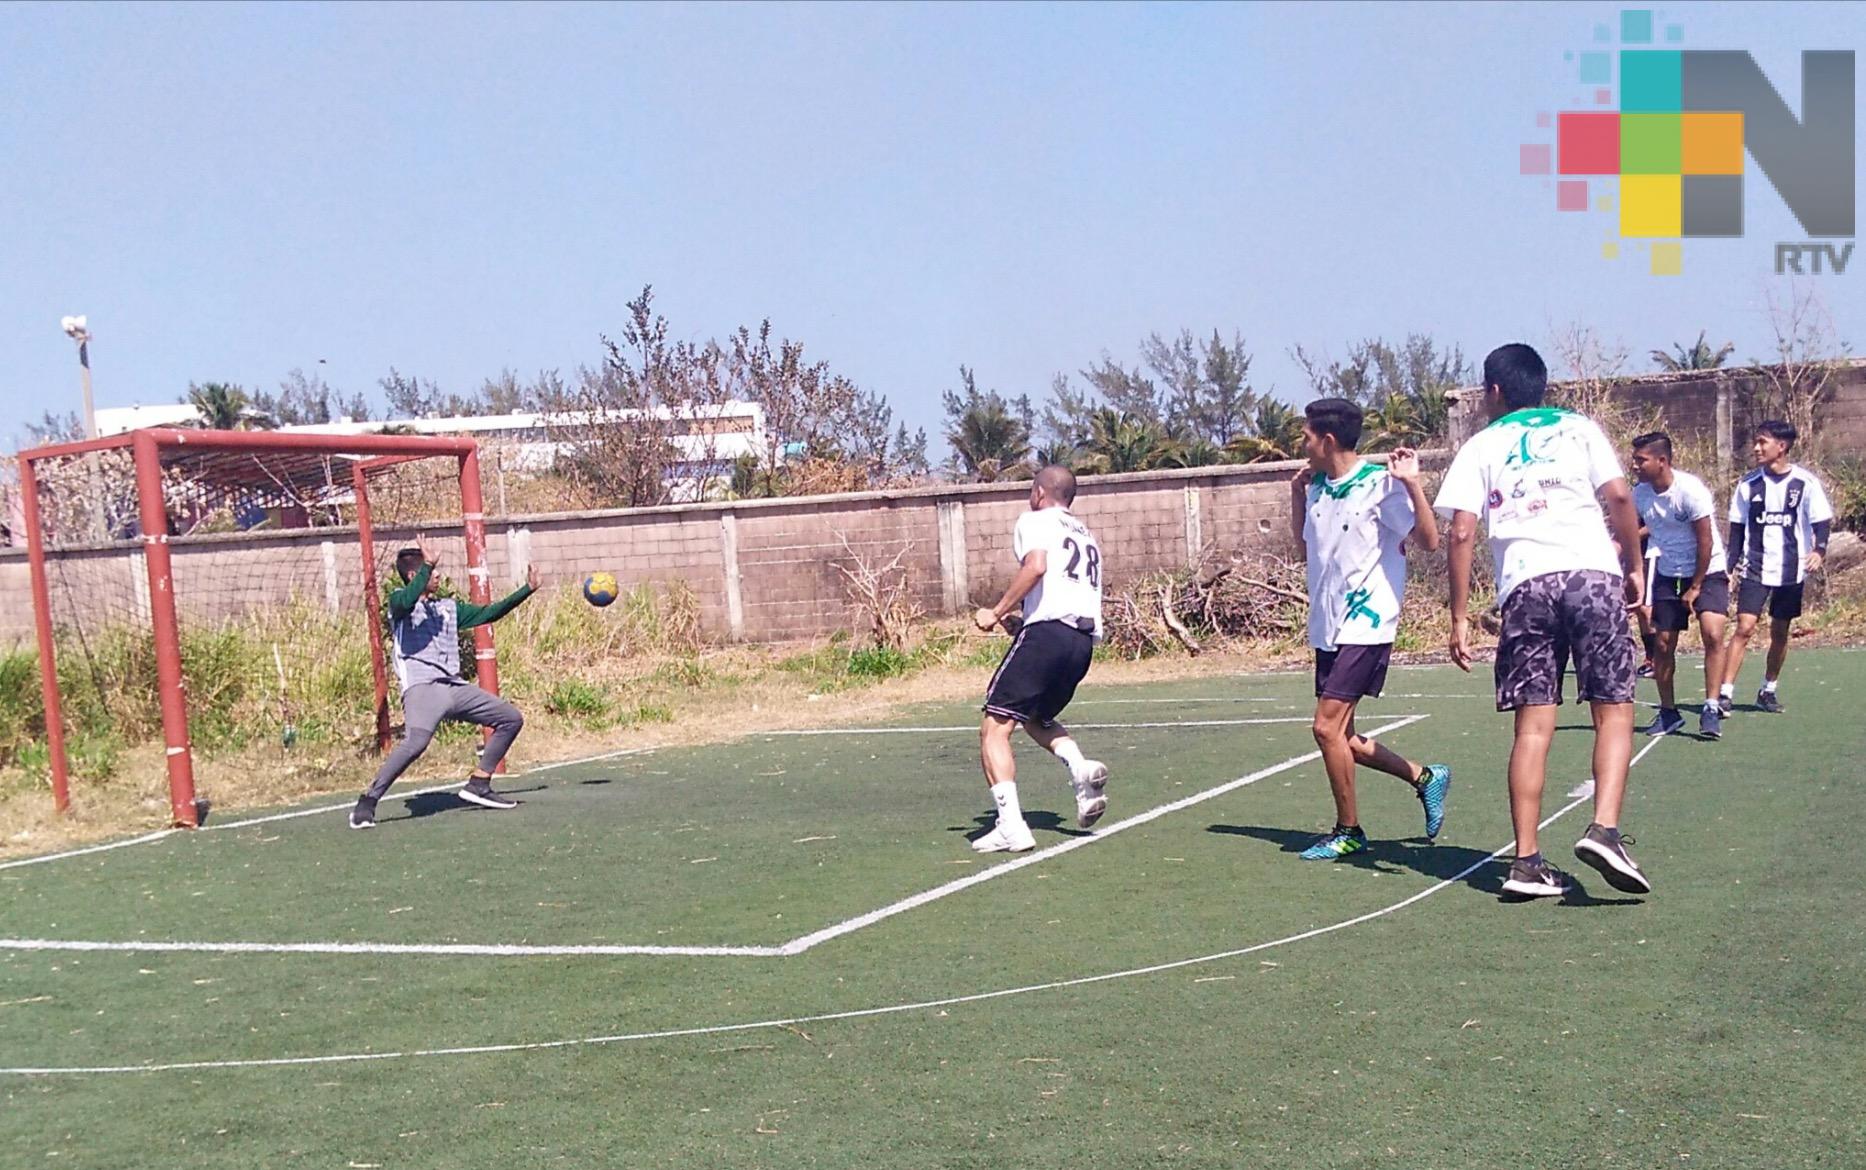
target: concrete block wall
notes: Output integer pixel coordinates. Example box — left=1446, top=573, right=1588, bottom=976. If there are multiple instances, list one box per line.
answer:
left=0, top=457, right=1381, bottom=649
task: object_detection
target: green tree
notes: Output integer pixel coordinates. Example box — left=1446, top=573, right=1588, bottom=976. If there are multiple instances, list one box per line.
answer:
left=1224, top=400, right=1305, bottom=463
left=1081, top=408, right=1182, bottom=474
left=183, top=382, right=255, bottom=430
left=943, top=367, right=1033, bottom=482
left=1651, top=331, right=1735, bottom=372
left=1292, top=335, right=1465, bottom=448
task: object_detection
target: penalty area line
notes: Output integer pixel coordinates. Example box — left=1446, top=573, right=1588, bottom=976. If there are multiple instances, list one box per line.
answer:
left=0, top=717, right=1432, bottom=962
left=0, top=726, right=1662, bottom=1078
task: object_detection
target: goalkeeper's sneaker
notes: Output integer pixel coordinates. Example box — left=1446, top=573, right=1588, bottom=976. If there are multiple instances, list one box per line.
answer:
left=1072, top=760, right=1109, bottom=829
left=1417, top=764, right=1451, bottom=840
left=1299, top=826, right=1367, bottom=861
left=1501, top=856, right=1572, bottom=899
left=458, top=780, right=519, bottom=810
left=1573, top=823, right=1651, bottom=894
left=348, top=798, right=376, bottom=830
left=971, top=821, right=1037, bottom=854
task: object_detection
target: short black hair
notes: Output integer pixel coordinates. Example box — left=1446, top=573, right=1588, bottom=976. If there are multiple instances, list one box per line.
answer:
left=1034, top=464, right=1077, bottom=505
left=1631, top=431, right=1673, bottom=460
left=1483, top=343, right=1548, bottom=409
left=1304, top=397, right=1363, bottom=451
left=395, top=547, right=425, bottom=583
left=1756, top=419, right=1797, bottom=449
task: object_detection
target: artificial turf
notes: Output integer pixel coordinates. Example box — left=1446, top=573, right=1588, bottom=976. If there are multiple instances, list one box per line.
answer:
left=1, top=651, right=1861, bottom=1168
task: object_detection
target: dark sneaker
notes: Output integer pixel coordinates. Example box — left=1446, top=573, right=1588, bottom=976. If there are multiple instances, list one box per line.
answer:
left=1501, top=856, right=1572, bottom=899
left=458, top=780, right=519, bottom=810
left=349, top=798, right=377, bottom=830
left=1417, top=764, right=1451, bottom=840
left=1698, top=705, right=1723, bottom=739
left=1637, top=659, right=1656, bottom=680
left=1716, top=693, right=1734, bottom=717
left=1573, top=823, right=1652, bottom=894
left=1755, top=689, right=1783, bottom=714
left=1644, top=708, right=1685, bottom=737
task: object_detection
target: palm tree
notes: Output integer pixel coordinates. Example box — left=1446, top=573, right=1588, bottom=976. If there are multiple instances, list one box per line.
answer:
left=1224, top=400, right=1305, bottom=463
left=184, top=382, right=256, bottom=430
left=1081, top=408, right=1182, bottom=474
left=947, top=400, right=1032, bottom=482
left=1651, top=331, right=1735, bottom=372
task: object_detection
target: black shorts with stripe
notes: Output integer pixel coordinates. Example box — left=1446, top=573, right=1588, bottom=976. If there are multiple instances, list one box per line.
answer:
left=983, top=619, right=1095, bottom=728
left=1646, top=570, right=1730, bottom=631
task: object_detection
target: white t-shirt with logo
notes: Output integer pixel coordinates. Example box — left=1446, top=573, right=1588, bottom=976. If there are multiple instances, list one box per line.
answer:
left=1433, top=407, right=1627, bottom=604
left=1013, top=507, right=1104, bottom=637
left=1634, top=470, right=1725, bottom=579
left=1303, top=460, right=1416, bottom=650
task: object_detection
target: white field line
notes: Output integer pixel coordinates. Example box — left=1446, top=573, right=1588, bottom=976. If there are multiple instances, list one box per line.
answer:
left=0, top=830, right=179, bottom=873
left=775, top=713, right=1429, bottom=954
left=1069, top=693, right=1480, bottom=706
left=0, top=746, right=653, bottom=873
left=0, top=938, right=781, bottom=959
left=0, top=731, right=1662, bottom=1078
left=0, top=717, right=1430, bottom=962
left=760, top=716, right=1320, bottom=736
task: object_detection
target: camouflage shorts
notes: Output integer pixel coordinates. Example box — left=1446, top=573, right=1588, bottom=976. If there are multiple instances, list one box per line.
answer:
left=1495, top=569, right=1638, bottom=710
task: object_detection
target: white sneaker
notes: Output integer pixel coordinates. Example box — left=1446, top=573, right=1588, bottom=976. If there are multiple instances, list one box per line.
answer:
left=1072, top=761, right=1109, bottom=829
left=971, top=822, right=1037, bottom=853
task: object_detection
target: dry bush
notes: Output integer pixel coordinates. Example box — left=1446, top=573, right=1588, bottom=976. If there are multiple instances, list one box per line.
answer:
left=1103, top=546, right=1308, bottom=659
left=833, top=534, right=924, bottom=651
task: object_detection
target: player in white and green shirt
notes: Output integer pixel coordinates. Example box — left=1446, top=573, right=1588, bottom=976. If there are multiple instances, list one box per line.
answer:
left=1288, top=398, right=1450, bottom=861
left=1437, top=343, right=1650, bottom=899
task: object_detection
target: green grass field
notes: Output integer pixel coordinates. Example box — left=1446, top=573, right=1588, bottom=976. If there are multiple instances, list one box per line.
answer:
left=2, top=650, right=1863, bottom=1169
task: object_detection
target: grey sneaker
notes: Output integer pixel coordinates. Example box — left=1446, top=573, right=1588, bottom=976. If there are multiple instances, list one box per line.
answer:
left=1716, top=694, right=1734, bottom=717
left=1501, top=856, right=1572, bottom=899
left=458, top=780, right=518, bottom=810
left=1698, top=705, right=1723, bottom=739
left=1573, top=823, right=1651, bottom=894
left=1644, top=708, right=1685, bottom=737
left=1755, top=689, right=1784, bottom=714
left=349, top=798, right=377, bottom=830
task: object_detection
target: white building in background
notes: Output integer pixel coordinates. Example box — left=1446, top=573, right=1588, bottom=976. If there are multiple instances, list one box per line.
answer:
left=91, top=400, right=769, bottom=503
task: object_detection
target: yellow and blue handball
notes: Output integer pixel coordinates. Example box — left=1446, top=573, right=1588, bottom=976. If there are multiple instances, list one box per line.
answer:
left=582, top=571, right=619, bottom=608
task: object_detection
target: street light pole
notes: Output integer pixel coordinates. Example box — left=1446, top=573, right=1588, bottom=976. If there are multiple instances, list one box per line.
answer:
left=60, top=315, right=96, bottom=438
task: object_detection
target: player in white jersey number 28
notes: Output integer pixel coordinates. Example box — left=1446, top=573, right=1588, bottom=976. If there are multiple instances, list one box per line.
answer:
left=970, top=465, right=1110, bottom=854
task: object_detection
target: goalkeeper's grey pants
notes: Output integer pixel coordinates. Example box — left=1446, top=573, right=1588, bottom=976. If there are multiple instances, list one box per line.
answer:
left=362, top=679, right=524, bottom=802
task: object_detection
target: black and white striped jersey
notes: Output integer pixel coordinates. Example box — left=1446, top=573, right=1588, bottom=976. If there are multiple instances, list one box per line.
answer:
left=1728, top=465, right=1834, bottom=586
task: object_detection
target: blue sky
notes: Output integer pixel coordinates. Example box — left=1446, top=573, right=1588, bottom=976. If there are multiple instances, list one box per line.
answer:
left=2, top=1, right=1859, bottom=451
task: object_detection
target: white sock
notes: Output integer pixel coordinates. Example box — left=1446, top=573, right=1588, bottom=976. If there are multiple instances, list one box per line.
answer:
left=1719, top=682, right=1734, bottom=698
left=990, top=782, right=1026, bottom=830
left=1050, top=737, right=1088, bottom=775
left=1761, top=678, right=1778, bottom=694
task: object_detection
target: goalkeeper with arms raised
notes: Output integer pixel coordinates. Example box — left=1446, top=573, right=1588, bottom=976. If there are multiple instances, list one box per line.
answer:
left=351, top=544, right=539, bottom=830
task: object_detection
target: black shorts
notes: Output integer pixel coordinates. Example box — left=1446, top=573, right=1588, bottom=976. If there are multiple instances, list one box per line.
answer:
left=1314, top=644, right=1392, bottom=702
left=1737, top=578, right=1804, bottom=621
left=1647, top=571, right=1730, bottom=632
left=1495, top=570, right=1638, bottom=710
left=983, top=619, right=1095, bottom=727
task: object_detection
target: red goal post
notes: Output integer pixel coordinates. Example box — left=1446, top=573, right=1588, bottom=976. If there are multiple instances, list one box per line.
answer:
left=18, top=427, right=503, bottom=827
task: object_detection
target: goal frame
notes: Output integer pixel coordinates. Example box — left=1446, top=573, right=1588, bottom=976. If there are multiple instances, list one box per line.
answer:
left=18, top=427, right=502, bottom=827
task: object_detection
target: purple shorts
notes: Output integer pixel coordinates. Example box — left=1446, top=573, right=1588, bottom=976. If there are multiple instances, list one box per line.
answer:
left=1314, top=644, right=1392, bottom=702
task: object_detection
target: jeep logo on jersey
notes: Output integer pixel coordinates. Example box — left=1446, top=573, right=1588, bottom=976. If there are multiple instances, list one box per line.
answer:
left=1517, top=9, right=1856, bottom=276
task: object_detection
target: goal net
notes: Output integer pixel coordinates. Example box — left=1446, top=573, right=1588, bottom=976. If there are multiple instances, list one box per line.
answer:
left=18, top=429, right=501, bottom=826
